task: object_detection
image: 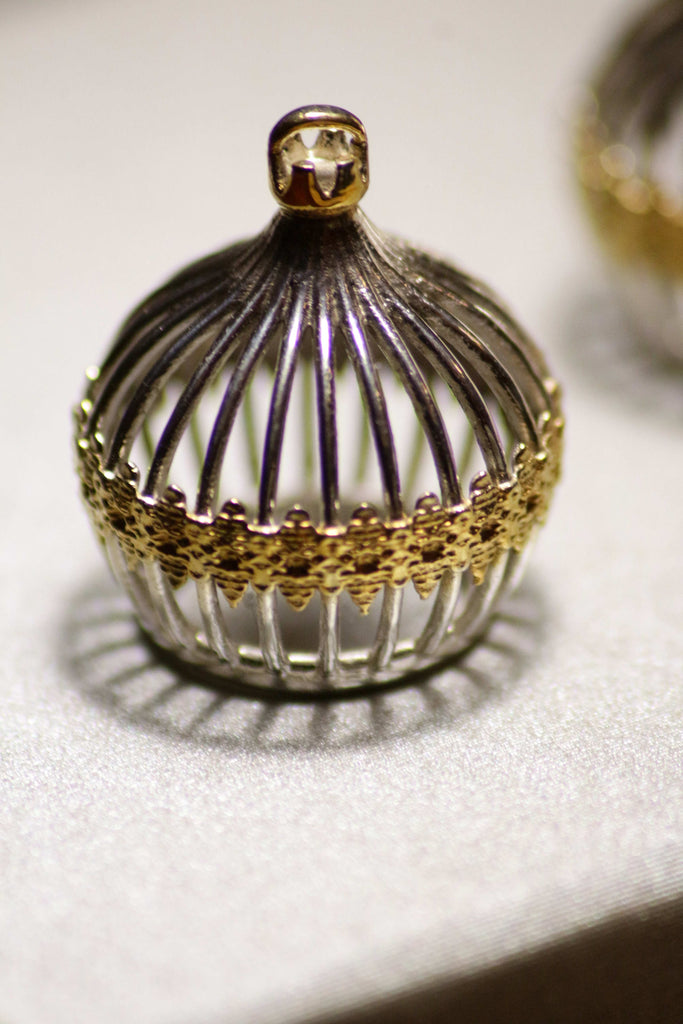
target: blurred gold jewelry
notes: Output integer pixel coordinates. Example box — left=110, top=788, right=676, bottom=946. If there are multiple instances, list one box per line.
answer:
left=576, top=0, right=683, bottom=359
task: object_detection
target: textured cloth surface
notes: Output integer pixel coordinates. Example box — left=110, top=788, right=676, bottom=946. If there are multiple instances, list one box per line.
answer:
left=2, top=1, right=682, bottom=1022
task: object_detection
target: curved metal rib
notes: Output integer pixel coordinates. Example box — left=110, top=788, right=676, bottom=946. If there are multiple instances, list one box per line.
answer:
left=447, top=554, right=510, bottom=653
left=394, top=249, right=551, bottom=419
left=370, top=585, right=403, bottom=670
left=368, top=220, right=549, bottom=346
left=256, top=590, right=286, bottom=677
left=349, top=258, right=461, bottom=507
left=318, top=593, right=340, bottom=679
left=415, top=294, right=538, bottom=445
left=98, top=253, right=278, bottom=468
left=258, top=278, right=310, bottom=523
left=196, top=577, right=239, bottom=665
left=356, top=253, right=508, bottom=484
left=195, top=269, right=294, bottom=516
left=358, top=232, right=539, bottom=447
left=360, top=217, right=549, bottom=421
left=336, top=270, right=403, bottom=519
left=95, top=279, right=234, bottom=419
left=93, top=231, right=274, bottom=412
left=140, top=267, right=283, bottom=498
left=97, top=275, right=224, bottom=390
left=101, top=229, right=274, bottom=371
left=415, top=567, right=461, bottom=655
left=143, top=560, right=197, bottom=650
left=98, top=293, right=238, bottom=460
left=362, top=214, right=548, bottom=378
left=104, top=535, right=163, bottom=640
left=313, top=280, right=340, bottom=525
left=393, top=302, right=508, bottom=482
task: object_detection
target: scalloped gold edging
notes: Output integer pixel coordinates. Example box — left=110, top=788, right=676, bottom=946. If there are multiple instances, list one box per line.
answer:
left=576, top=118, right=683, bottom=280
left=75, top=409, right=562, bottom=614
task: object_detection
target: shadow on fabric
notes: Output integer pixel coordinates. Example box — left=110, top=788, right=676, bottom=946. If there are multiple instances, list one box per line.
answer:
left=58, top=569, right=551, bottom=755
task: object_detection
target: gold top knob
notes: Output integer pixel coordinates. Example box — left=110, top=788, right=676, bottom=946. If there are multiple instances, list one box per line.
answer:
left=268, top=105, right=369, bottom=217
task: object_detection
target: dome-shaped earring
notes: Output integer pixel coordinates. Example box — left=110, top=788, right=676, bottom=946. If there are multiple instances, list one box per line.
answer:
left=576, top=0, right=683, bottom=361
left=75, top=105, right=563, bottom=693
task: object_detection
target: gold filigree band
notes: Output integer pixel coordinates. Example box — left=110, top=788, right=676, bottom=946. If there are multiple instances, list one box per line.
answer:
left=76, top=406, right=563, bottom=615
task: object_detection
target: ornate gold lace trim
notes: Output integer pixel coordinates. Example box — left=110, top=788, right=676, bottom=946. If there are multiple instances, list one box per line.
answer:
left=76, top=410, right=562, bottom=614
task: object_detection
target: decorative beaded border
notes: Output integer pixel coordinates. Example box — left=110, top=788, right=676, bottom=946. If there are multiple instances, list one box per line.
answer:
left=76, top=406, right=562, bottom=614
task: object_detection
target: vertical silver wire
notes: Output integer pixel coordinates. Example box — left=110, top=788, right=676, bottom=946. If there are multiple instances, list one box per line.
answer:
left=391, top=245, right=551, bottom=418
left=93, top=226, right=276, bottom=423
left=336, top=271, right=403, bottom=519
left=196, top=577, right=239, bottom=666
left=195, top=276, right=292, bottom=515
left=360, top=214, right=550, bottom=421
left=104, top=535, right=162, bottom=639
left=447, top=554, right=511, bottom=652
left=370, top=585, right=403, bottom=670
left=402, top=288, right=538, bottom=445
left=357, top=228, right=538, bottom=449
left=258, top=280, right=309, bottom=523
left=502, top=537, right=534, bottom=593
left=103, top=271, right=270, bottom=469
left=302, top=354, right=315, bottom=491
left=313, top=284, right=339, bottom=525
left=145, top=269, right=282, bottom=501
left=313, top=271, right=342, bottom=680
left=318, top=593, right=340, bottom=680
left=142, top=560, right=197, bottom=649
left=351, top=262, right=461, bottom=507
left=256, top=590, right=286, bottom=678
left=371, top=279, right=509, bottom=485
left=415, top=568, right=462, bottom=655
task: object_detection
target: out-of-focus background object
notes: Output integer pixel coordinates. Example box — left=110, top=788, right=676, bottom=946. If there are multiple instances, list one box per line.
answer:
left=576, top=0, right=683, bottom=361
left=2, top=1, right=682, bottom=1023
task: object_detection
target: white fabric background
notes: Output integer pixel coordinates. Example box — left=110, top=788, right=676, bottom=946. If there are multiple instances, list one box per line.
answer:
left=2, top=1, right=682, bottom=1021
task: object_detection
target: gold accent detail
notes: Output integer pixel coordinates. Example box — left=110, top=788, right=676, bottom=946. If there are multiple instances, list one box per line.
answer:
left=577, top=118, right=683, bottom=279
left=268, top=105, right=369, bottom=216
left=76, top=409, right=562, bottom=615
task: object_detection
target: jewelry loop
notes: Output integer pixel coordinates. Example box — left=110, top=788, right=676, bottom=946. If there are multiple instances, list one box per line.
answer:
left=268, top=104, right=369, bottom=216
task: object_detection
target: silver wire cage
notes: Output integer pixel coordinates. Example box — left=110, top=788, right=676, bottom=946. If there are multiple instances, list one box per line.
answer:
left=76, top=105, right=562, bottom=692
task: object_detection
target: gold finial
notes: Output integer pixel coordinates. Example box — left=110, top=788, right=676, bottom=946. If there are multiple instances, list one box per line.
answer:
left=268, top=105, right=369, bottom=216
